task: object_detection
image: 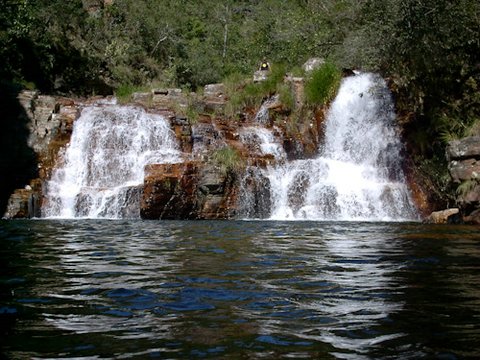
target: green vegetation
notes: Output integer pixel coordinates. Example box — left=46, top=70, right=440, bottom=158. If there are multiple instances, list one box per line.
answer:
left=304, top=62, right=342, bottom=105
left=224, top=63, right=291, bottom=116
left=456, top=179, right=479, bottom=198
left=1, top=0, right=478, bottom=179
left=211, top=146, right=244, bottom=176
left=115, top=84, right=144, bottom=103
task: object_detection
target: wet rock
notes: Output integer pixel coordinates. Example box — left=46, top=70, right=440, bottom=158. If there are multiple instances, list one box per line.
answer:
left=446, top=136, right=480, bottom=160
left=141, top=161, right=237, bottom=219
left=191, top=122, right=225, bottom=156
left=463, top=208, right=480, bottom=225
left=237, top=168, right=271, bottom=219
left=448, top=159, right=480, bottom=183
left=424, top=208, right=460, bottom=224
left=3, top=92, right=78, bottom=219
left=3, top=180, right=42, bottom=219
left=141, top=162, right=199, bottom=219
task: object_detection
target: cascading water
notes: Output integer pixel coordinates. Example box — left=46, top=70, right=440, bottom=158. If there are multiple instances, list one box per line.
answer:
left=254, top=95, right=279, bottom=124
left=239, top=126, right=286, bottom=160
left=43, top=103, right=181, bottom=219
left=265, top=73, right=418, bottom=221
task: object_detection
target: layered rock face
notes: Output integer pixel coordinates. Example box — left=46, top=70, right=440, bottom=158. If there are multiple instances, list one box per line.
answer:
left=4, top=91, right=78, bottom=218
left=4, top=75, right=324, bottom=219
left=446, top=136, right=480, bottom=224
left=141, top=162, right=237, bottom=219
left=134, top=80, right=323, bottom=220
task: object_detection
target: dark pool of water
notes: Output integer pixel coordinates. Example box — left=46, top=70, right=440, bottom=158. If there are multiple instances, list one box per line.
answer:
left=1, top=220, right=479, bottom=359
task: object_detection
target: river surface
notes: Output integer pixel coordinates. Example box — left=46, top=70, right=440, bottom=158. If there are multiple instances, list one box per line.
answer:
left=1, top=220, right=479, bottom=359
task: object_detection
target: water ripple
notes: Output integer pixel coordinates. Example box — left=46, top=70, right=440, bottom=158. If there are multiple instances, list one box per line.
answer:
left=1, top=220, right=480, bottom=358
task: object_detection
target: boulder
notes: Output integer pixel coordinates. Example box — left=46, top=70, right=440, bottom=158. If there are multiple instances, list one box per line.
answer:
left=132, top=92, right=152, bottom=106
left=151, top=88, right=185, bottom=109
left=448, top=159, right=480, bottom=182
left=204, top=83, right=225, bottom=98
left=463, top=208, right=480, bottom=225
left=456, top=183, right=480, bottom=205
left=424, top=208, right=460, bottom=224
left=3, top=180, right=42, bottom=219
left=303, top=57, right=325, bottom=73
left=446, top=136, right=480, bottom=160
left=253, top=70, right=269, bottom=83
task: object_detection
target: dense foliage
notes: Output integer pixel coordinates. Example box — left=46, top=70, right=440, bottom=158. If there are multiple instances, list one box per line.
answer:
left=1, top=0, right=479, bottom=153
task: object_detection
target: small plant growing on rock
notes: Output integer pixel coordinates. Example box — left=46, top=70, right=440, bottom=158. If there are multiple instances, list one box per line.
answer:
left=211, top=146, right=244, bottom=176
left=456, top=179, right=479, bottom=198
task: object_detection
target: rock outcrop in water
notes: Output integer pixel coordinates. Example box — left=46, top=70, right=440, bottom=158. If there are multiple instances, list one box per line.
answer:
left=3, top=75, right=324, bottom=219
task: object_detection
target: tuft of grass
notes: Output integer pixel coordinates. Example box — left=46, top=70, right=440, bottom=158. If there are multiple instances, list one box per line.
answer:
left=211, top=146, right=244, bottom=175
left=223, top=63, right=289, bottom=117
left=277, top=82, right=295, bottom=111
left=304, top=62, right=342, bottom=105
left=456, top=179, right=479, bottom=197
left=114, top=83, right=151, bottom=104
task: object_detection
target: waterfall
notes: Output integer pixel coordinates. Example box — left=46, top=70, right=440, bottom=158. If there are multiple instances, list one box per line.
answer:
left=43, top=104, right=180, bottom=219
left=254, top=95, right=279, bottom=124
left=264, top=73, right=418, bottom=221
left=239, top=126, right=286, bottom=160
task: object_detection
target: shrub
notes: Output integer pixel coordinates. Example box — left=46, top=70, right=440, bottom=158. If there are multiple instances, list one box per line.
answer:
left=115, top=83, right=137, bottom=103
left=304, top=62, right=342, bottom=105
left=211, top=146, right=244, bottom=175
left=456, top=179, right=479, bottom=198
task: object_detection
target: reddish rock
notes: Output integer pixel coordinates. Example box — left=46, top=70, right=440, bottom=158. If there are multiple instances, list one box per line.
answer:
left=464, top=209, right=480, bottom=225
left=141, top=162, right=199, bottom=219
left=141, top=162, right=238, bottom=219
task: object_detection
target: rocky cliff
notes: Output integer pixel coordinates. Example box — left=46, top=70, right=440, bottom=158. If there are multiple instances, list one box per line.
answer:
left=3, top=91, right=78, bottom=218
left=4, top=69, right=469, bottom=222
left=3, top=73, right=325, bottom=219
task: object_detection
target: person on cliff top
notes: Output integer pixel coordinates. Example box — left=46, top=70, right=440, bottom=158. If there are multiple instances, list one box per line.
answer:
left=260, top=59, right=270, bottom=71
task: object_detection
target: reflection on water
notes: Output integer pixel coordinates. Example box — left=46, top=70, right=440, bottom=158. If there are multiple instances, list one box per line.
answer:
left=1, top=220, right=479, bottom=359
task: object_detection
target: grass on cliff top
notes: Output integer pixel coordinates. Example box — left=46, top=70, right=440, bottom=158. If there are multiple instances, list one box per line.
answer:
left=115, top=84, right=144, bottom=103
left=224, top=63, right=291, bottom=116
left=304, top=62, right=342, bottom=106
